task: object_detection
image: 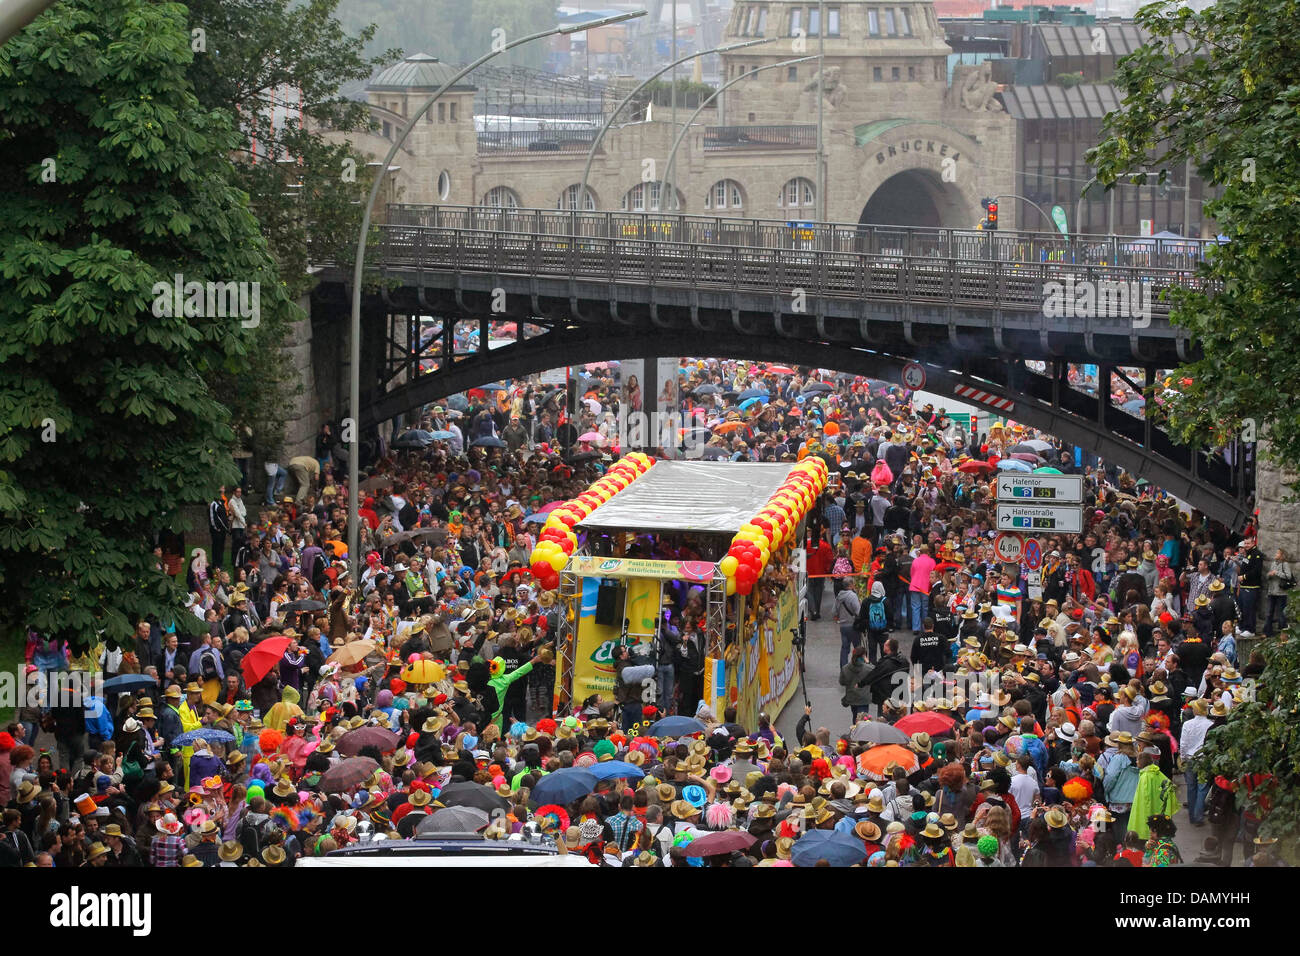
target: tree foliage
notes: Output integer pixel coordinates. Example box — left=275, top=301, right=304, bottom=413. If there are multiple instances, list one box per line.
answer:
left=1091, top=0, right=1300, bottom=855
left=0, top=0, right=294, bottom=648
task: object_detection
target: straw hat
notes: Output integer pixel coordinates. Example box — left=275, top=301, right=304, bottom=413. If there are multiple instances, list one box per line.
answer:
left=85, top=842, right=111, bottom=863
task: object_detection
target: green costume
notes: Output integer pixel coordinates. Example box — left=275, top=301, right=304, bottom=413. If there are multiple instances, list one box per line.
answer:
left=1128, top=763, right=1180, bottom=839
left=488, top=656, right=534, bottom=731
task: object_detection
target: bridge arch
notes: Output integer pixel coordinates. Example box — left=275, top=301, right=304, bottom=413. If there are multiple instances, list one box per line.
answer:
left=352, top=322, right=1247, bottom=526
left=853, top=121, right=984, bottom=229
left=860, top=168, right=967, bottom=229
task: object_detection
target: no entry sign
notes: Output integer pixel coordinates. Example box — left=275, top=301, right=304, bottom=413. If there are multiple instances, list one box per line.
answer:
left=994, top=533, right=1024, bottom=562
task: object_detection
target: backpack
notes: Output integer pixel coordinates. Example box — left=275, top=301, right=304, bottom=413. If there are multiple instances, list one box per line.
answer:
left=832, top=556, right=853, bottom=576
left=200, top=648, right=220, bottom=682
left=1206, top=780, right=1235, bottom=825
left=858, top=597, right=887, bottom=633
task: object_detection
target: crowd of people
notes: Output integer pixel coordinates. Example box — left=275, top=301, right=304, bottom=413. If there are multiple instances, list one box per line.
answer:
left=1, top=358, right=1290, bottom=867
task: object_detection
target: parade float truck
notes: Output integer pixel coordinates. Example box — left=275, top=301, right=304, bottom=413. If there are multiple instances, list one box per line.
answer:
left=529, top=455, right=828, bottom=730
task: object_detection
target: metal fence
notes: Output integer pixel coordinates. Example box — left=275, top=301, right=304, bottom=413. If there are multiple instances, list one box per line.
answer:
left=370, top=216, right=1219, bottom=317
left=476, top=129, right=600, bottom=153
left=384, top=204, right=1221, bottom=271
left=703, top=124, right=817, bottom=149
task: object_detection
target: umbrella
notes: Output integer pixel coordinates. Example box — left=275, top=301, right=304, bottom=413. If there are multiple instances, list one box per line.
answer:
left=336, top=726, right=399, bottom=756
left=1033, top=466, right=1064, bottom=475
left=1023, top=439, right=1054, bottom=452
left=538, top=500, right=566, bottom=513
left=1122, top=397, right=1146, bottom=414
left=764, top=365, right=795, bottom=375
left=319, top=756, right=379, bottom=793
left=996, top=458, right=1032, bottom=472
left=790, top=830, right=868, bottom=868
left=957, top=459, right=994, bottom=474
left=446, top=394, right=470, bottom=411
left=712, top=421, right=749, bottom=436
left=471, top=436, right=507, bottom=448
left=1006, top=443, right=1039, bottom=455
left=737, top=388, right=769, bottom=401
left=738, top=396, right=766, bottom=411
left=417, top=805, right=490, bottom=834
left=692, top=384, right=720, bottom=395
left=566, top=451, right=601, bottom=464
left=700, top=447, right=730, bottom=459
left=1010, top=452, right=1043, bottom=463
left=102, top=673, right=158, bottom=694
left=688, top=829, right=756, bottom=856
left=360, top=474, right=391, bottom=493
left=241, top=635, right=291, bottom=685
left=171, top=728, right=236, bottom=747
left=430, top=430, right=456, bottom=440
left=802, top=382, right=833, bottom=394
left=392, top=429, right=434, bottom=449
left=523, top=512, right=549, bottom=524
left=400, top=659, right=444, bottom=684
left=856, top=744, right=920, bottom=781
left=530, top=768, right=598, bottom=806
left=438, top=781, right=510, bottom=813
left=585, top=760, right=645, bottom=782
left=279, top=599, right=327, bottom=613
left=327, top=639, right=376, bottom=668
left=848, top=721, right=909, bottom=745
left=893, top=711, right=957, bottom=738
left=577, top=431, right=604, bottom=443
left=646, top=715, right=706, bottom=737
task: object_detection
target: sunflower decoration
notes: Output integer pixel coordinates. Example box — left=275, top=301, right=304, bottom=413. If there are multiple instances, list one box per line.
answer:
left=488, top=657, right=505, bottom=678
left=534, top=804, right=570, bottom=835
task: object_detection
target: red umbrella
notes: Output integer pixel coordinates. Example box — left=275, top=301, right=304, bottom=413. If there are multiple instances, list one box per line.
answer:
left=241, top=635, right=291, bottom=686
left=688, top=829, right=756, bottom=856
left=957, top=459, right=994, bottom=474
left=337, top=726, right=400, bottom=756
left=893, top=712, right=957, bottom=738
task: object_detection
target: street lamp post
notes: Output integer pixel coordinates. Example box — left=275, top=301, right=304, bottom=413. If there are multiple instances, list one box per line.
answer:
left=658, top=55, right=820, bottom=216
left=989, top=193, right=1057, bottom=233
left=346, top=10, right=646, bottom=582
left=574, top=37, right=770, bottom=222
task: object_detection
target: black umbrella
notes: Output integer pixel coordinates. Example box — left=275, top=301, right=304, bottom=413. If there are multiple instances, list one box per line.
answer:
left=280, top=599, right=327, bottom=613
left=737, top=388, right=770, bottom=401
left=392, top=429, right=435, bottom=449
left=102, top=674, right=158, bottom=694
left=445, top=394, right=470, bottom=411
left=566, top=451, right=601, bottom=464
left=692, top=384, right=721, bottom=395
left=470, top=436, right=507, bottom=448
left=437, top=781, right=510, bottom=813
left=802, top=382, right=833, bottom=394
left=471, top=382, right=509, bottom=392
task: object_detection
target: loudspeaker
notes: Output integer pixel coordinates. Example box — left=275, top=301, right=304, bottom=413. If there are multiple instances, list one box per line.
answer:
left=595, top=578, right=622, bottom=625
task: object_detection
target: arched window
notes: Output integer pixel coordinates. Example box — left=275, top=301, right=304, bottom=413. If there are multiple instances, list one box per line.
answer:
left=621, top=181, right=681, bottom=212
left=480, top=186, right=520, bottom=208
left=556, top=184, right=596, bottom=211
left=705, top=179, right=745, bottom=211
left=778, top=177, right=815, bottom=209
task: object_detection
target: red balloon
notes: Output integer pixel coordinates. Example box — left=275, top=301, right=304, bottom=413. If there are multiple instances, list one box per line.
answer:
left=532, top=561, right=552, bottom=578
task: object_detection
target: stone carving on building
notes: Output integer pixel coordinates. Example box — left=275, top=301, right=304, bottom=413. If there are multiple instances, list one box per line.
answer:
left=949, top=61, right=1004, bottom=112
left=803, top=66, right=846, bottom=112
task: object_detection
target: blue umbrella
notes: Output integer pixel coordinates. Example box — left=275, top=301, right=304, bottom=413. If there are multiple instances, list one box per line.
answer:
left=646, top=715, right=706, bottom=737
left=997, top=458, right=1032, bottom=472
left=471, top=435, right=507, bottom=448
left=430, top=430, right=456, bottom=440
left=171, top=728, right=236, bottom=747
left=586, top=760, right=645, bottom=782
left=530, top=768, right=597, bottom=806
left=738, top=396, right=766, bottom=411
left=445, top=394, right=470, bottom=411
left=102, top=673, right=157, bottom=694
left=522, top=513, right=549, bottom=524
left=789, top=830, right=868, bottom=868
left=737, top=388, right=769, bottom=401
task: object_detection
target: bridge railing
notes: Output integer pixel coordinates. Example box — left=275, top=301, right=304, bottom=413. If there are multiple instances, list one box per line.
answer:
left=383, top=204, right=1221, bottom=271
left=371, top=221, right=1218, bottom=315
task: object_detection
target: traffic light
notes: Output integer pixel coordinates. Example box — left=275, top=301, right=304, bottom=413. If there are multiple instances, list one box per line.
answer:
left=986, top=199, right=998, bottom=230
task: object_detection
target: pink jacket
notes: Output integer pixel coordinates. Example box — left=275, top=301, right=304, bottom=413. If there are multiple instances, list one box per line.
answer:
left=909, top=554, right=937, bottom=594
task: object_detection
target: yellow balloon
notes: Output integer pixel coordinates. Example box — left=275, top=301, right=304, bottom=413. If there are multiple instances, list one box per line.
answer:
left=548, top=552, right=568, bottom=572
left=719, top=555, right=739, bottom=576
left=725, top=577, right=737, bottom=596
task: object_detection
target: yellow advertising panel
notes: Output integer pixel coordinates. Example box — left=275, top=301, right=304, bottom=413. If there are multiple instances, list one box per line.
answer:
left=730, top=581, right=801, bottom=730
left=566, top=555, right=717, bottom=582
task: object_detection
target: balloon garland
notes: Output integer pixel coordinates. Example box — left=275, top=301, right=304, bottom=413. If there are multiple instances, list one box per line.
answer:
left=528, top=452, right=657, bottom=591
left=718, top=457, right=828, bottom=596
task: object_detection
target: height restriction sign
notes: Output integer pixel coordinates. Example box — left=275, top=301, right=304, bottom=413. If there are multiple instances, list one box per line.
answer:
left=994, top=533, right=1024, bottom=562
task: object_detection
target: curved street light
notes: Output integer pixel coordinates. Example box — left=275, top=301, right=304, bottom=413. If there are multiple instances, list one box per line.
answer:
left=574, top=37, right=772, bottom=224
left=346, top=10, right=647, bottom=581
left=658, top=55, right=820, bottom=216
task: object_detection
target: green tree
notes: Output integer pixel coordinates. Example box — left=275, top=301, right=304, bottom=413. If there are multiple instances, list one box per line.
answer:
left=184, top=0, right=394, bottom=462
left=0, top=0, right=295, bottom=648
left=1090, top=0, right=1300, bottom=855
